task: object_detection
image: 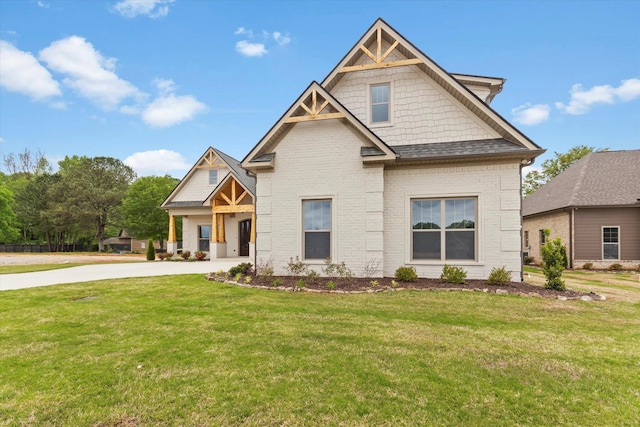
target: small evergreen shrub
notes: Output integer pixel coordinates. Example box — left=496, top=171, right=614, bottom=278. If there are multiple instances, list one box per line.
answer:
left=180, top=250, right=191, bottom=260
left=608, top=263, right=623, bottom=271
left=582, top=262, right=593, bottom=270
left=487, top=266, right=512, bottom=285
left=524, top=255, right=535, bottom=265
left=440, top=264, right=467, bottom=284
left=395, top=266, right=418, bottom=282
left=229, top=262, right=253, bottom=276
left=540, top=230, right=566, bottom=290
left=146, top=239, right=156, bottom=261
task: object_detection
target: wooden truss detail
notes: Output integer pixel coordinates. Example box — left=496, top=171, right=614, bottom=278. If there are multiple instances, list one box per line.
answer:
left=211, top=177, right=255, bottom=243
left=197, top=149, right=227, bottom=168
left=284, top=89, right=345, bottom=123
left=340, top=27, right=421, bottom=73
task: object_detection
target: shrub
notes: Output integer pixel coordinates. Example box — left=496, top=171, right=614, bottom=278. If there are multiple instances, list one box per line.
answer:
left=244, top=276, right=252, bottom=284
left=285, top=257, right=308, bottom=276
left=440, top=264, right=467, bottom=284
left=395, top=266, right=417, bottom=282
left=361, top=257, right=381, bottom=278
left=295, top=279, right=306, bottom=288
left=157, top=252, right=168, bottom=261
left=322, top=258, right=353, bottom=278
left=326, top=281, right=336, bottom=290
left=257, top=257, right=274, bottom=278
left=229, top=262, right=253, bottom=276
left=524, top=255, right=535, bottom=265
left=194, top=251, right=206, bottom=261
left=180, top=250, right=191, bottom=260
left=234, top=273, right=243, bottom=282
left=487, top=266, right=512, bottom=285
left=582, top=262, right=593, bottom=270
left=306, top=269, right=319, bottom=281
left=272, top=278, right=283, bottom=287
left=540, top=230, right=566, bottom=290
left=146, top=239, right=156, bottom=261
left=608, top=263, right=623, bottom=271
left=370, top=280, right=378, bottom=287
left=391, top=280, right=399, bottom=287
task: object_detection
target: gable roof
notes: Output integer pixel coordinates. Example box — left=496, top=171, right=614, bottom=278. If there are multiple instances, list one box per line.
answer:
left=321, top=18, right=543, bottom=154
left=241, top=81, right=397, bottom=169
left=161, top=147, right=255, bottom=209
left=522, top=150, right=640, bottom=216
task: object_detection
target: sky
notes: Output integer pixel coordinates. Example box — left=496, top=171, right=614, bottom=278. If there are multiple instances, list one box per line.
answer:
left=1, top=0, right=638, bottom=179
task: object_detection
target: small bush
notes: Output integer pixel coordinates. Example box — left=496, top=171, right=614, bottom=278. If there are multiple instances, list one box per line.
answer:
left=306, top=269, right=319, bottom=281
left=180, top=250, right=191, bottom=260
left=157, top=252, right=168, bottom=261
left=244, top=276, right=252, bottom=284
left=326, top=281, right=336, bottom=290
left=322, top=258, right=353, bottom=278
left=361, top=257, right=381, bottom=278
left=391, top=280, right=399, bottom=287
left=234, top=273, right=243, bottom=282
left=229, top=262, right=253, bottom=276
left=440, top=264, right=467, bottom=284
left=257, top=257, right=274, bottom=278
left=370, top=280, right=378, bottom=287
left=146, top=239, right=156, bottom=261
left=285, top=257, right=308, bottom=276
left=272, top=278, right=283, bottom=287
left=487, top=266, right=512, bottom=285
left=524, top=255, right=535, bottom=265
left=295, top=279, right=306, bottom=288
left=395, top=266, right=417, bottom=282
left=608, top=263, right=623, bottom=271
left=582, top=262, right=593, bottom=270
left=540, top=230, right=566, bottom=290
left=194, top=251, right=206, bottom=261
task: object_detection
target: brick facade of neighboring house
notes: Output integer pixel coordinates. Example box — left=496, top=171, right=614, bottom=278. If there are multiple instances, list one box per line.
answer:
left=523, top=150, right=640, bottom=269
left=240, top=19, right=543, bottom=280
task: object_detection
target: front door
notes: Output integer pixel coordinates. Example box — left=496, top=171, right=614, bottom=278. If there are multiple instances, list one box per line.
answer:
left=239, top=219, right=251, bottom=256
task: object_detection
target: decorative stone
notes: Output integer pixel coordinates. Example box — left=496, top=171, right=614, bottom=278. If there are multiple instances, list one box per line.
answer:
left=496, top=289, right=508, bottom=295
left=557, top=296, right=568, bottom=301
left=580, top=295, right=593, bottom=302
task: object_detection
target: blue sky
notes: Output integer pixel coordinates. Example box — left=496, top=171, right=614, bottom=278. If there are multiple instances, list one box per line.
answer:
left=1, top=0, right=638, bottom=178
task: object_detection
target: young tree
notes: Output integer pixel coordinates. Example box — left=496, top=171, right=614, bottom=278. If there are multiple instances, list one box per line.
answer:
left=540, top=229, right=567, bottom=291
left=122, top=175, right=179, bottom=249
left=60, top=156, right=136, bottom=251
left=523, top=145, right=604, bottom=196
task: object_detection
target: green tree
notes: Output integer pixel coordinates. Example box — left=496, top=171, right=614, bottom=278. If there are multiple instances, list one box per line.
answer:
left=523, top=145, right=605, bottom=196
left=0, top=186, right=21, bottom=243
left=122, top=175, right=179, bottom=248
left=540, top=229, right=567, bottom=291
left=60, top=156, right=136, bottom=251
left=3, top=148, right=52, bottom=178
left=146, top=238, right=156, bottom=260
left=13, top=173, right=60, bottom=247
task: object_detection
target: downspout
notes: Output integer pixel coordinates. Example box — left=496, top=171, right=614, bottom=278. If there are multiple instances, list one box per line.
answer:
left=569, top=208, right=575, bottom=269
left=519, top=159, right=532, bottom=282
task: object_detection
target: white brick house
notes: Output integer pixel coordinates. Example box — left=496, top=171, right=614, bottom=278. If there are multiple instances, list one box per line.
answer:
left=241, top=18, right=544, bottom=280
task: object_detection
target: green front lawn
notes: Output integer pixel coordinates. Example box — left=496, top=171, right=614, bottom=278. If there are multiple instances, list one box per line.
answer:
left=0, top=263, right=86, bottom=274
left=2, top=275, right=639, bottom=426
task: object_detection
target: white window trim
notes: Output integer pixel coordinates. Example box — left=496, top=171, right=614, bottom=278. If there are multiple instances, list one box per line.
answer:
left=602, top=226, right=620, bottom=260
left=405, top=194, right=481, bottom=265
left=298, top=195, right=336, bottom=264
left=368, top=81, right=394, bottom=128
left=209, top=169, right=218, bottom=185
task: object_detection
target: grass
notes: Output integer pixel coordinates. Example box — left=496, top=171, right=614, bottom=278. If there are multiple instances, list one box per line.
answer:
left=0, top=263, right=87, bottom=274
left=1, top=275, right=639, bottom=426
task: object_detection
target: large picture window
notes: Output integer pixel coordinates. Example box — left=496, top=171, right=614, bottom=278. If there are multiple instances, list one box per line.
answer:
left=371, top=83, right=389, bottom=123
left=603, top=227, right=619, bottom=260
left=303, top=200, right=331, bottom=260
left=412, top=198, right=476, bottom=261
left=198, top=225, right=211, bottom=252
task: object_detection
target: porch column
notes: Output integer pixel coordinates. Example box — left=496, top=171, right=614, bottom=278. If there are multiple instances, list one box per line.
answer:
left=220, top=214, right=226, bottom=243
left=250, top=211, right=256, bottom=243
left=167, top=214, right=177, bottom=254
left=212, top=212, right=218, bottom=243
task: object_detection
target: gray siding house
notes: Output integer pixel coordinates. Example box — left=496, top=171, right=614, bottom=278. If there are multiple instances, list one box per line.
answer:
left=522, top=150, right=640, bottom=269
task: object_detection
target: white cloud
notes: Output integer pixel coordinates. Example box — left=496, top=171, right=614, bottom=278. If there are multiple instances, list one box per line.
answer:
left=124, top=149, right=191, bottom=176
left=49, top=101, right=67, bottom=110
left=0, top=40, right=61, bottom=101
left=234, top=27, right=253, bottom=37
left=272, top=31, right=291, bottom=46
left=235, top=40, right=267, bottom=57
left=113, top=0, right=175, bottom=19
left=39, top=36, right=142, bottom=110
left=153, top=77, right=176, bottom=95
left=37, top=1, right=50, bottom=8
left=555, top=78, right=640, bottom=115
left=142, top=94, right=206, bottom=127
left=511, top=103, right=550, bottom=126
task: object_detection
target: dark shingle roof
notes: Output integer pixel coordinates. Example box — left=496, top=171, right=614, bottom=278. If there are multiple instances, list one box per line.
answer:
left=394, top=138, right=536, bottom=161
left=523, top=150, right=640, bottom=216
left=162, top=201, right=207, bottom=208
left=212, top=148, right=256, bottom=195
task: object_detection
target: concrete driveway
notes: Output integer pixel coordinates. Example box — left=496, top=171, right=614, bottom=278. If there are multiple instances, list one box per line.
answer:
left=0, top=259, right=245, bottom=291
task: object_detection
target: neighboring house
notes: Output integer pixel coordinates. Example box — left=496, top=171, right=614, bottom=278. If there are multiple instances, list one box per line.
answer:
left=103, top=230, right=165, bottom=253
left=161, top=147, right=256, bottom=259
left=523, top=150, right=640, bottom=269
left=239, top=18, right=544, bottom=280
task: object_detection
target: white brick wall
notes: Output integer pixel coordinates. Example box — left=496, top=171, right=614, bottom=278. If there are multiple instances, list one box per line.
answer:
left=255, top=120, right=384, bottom=276
left=383, top=161, right=524, bottom=281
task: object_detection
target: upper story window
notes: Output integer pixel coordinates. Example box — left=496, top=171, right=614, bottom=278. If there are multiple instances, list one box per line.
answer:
left=371, top=83, right=390, bottom=123
left=209, top=169, right=218, bottom=185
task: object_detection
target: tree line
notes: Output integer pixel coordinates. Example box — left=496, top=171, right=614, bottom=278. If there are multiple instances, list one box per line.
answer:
left=0, top=149, right=180, bottom=252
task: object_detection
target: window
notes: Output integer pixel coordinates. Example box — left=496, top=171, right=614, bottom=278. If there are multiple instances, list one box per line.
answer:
left=198, top=225, right=211, bottom=252
left=371, top=83, right=389, bottom=123
left=524, top=231, right=529, bottom=248
left=539, top=230, right=547, bottom=247
left=209, top=169, right=218, bottom=185
left=412, top=198, right=476, bottom=261
left=303, top=200, right=331, bottom=260
left=603, top=227, right=619, bottom=260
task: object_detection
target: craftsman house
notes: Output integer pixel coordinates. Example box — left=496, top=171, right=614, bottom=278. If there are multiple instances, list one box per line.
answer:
left=523, top=150, right=640, bottom=269
left=240, top=18, right=544, bottom=280
left=161, top=147, right=256, bottom=259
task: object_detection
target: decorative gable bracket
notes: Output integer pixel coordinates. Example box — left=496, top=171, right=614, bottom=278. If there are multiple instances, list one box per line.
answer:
left=340, top=27, right=421, bottom=73
left=284, top=89, right=345, bottom=123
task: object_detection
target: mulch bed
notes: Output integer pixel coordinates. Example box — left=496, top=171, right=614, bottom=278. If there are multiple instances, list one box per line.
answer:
left=206, top=274, right=604, bottom=301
